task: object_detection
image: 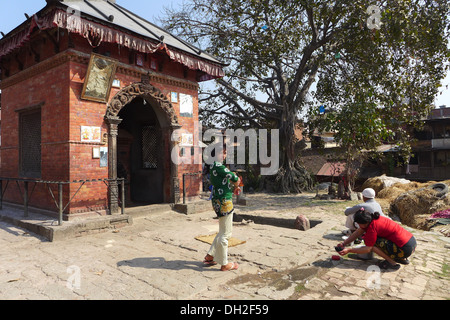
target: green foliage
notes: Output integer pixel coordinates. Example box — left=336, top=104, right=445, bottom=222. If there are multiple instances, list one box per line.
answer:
left=161, top=0, right=450, bottom=192
left=309, top=1, right=450, bottom=164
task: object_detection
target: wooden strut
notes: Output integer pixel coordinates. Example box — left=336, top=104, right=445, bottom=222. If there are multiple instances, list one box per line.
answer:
left=44, top=30, right=60, bottom=54
left=29, top=41, right=41, bottom=62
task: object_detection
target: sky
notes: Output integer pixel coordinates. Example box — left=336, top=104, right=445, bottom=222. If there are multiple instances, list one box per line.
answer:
left=0, top=0, right=183, bottom=32
left=0, top=0, right=449, bottom=107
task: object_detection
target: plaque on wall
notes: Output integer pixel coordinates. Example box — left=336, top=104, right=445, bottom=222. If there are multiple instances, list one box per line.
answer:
left=136, top=53, right=144, bottom=66
left=180, top=133, right=193, bottom=146
left=171, top=92, right=178, bottom=103
left=100, top=147, right=108, bottom=167
left=179, top=93, right=193, bottom=118
left=150, top=57, right=157, bottom=70
left=92, top=147, right=100, bottom=159
left=112, top=79, right=121, bottom=88
left=81, top=53, right=118, bottom=103
left=81, top=126, right=101, bottom=142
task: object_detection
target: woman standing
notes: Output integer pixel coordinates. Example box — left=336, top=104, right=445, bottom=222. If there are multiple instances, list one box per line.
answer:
left=203, top=147, right=241, bottom=271
left=337, top=208, right=417, bottom=270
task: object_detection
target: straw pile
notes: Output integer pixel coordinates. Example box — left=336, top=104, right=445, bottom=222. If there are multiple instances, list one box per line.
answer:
left=390, top=187, right=449, bottom=228
left=367, top=177, right=450, bottom=232
left=374, top=180, right=426, bottom=218
left=377, top=181, right=428, bottom=202
left=362, top=174, right=411, bottom=194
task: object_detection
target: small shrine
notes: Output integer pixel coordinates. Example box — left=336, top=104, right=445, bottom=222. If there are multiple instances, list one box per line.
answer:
left=0, top=0, right=225, bottom=219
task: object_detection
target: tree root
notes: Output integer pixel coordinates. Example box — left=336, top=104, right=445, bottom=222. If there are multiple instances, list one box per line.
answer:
left=272, top=161, right=315, bottom=194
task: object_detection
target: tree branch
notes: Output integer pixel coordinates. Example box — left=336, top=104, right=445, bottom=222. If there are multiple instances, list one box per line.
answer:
left=216, top=78, right=283, bottom=116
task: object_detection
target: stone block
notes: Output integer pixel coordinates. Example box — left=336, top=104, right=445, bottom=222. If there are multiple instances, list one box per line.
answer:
left=294, top=214, right=310, bottom=231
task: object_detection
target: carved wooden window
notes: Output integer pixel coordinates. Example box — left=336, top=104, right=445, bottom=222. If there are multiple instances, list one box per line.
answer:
left=19, top=109, right=41, bottom=178
left=142, top=125, right=159, bottom=169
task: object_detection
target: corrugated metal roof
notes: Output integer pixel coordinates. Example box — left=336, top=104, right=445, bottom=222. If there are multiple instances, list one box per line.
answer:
left=0, top=0, right=225, bottom=80
left=59, top=0, right=223, bottom=65
left=317, top=162, right=346, bottom=176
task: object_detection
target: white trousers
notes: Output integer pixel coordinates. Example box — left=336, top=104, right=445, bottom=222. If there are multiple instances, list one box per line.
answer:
left=207, top=212, right=234, bottom=266
left=345, top=213, right=357, bottom=232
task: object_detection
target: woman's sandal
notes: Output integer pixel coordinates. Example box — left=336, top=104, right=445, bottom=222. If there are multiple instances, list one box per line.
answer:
left=220, top=262, right=239, bottom=271
left=395, top=258, right=410, bottom=265
left=203, top=255, right=217, bottom=266
left=378, top=260, right=400, bottom=270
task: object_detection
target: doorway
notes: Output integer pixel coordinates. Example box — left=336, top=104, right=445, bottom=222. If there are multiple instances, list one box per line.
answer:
left=117, top=97, right=164, bottom=205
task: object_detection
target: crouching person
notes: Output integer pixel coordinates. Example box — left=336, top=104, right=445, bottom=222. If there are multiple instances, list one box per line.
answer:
left=337, top=208, right=417, bottom=270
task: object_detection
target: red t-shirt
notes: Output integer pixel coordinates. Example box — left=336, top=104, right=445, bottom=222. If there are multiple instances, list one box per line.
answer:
left=362, top=216, right=413, bottom=248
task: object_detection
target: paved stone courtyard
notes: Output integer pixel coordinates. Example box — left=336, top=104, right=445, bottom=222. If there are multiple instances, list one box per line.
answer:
left=0, top=192, right=448, bottom=300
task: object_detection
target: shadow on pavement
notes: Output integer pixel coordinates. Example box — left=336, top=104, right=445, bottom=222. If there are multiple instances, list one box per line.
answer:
left=117, top=257, right=219, bottom=272
left=234, top=213, right=322, bottom=230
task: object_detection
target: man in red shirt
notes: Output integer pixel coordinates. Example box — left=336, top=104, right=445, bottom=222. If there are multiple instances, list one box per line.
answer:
left=337, top=208, right=417, bottom=270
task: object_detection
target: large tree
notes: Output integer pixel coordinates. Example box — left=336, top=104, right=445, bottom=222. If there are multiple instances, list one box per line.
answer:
left=308, top=1, right=449, bottom=191
left=162, top=0, right=450, bottom=193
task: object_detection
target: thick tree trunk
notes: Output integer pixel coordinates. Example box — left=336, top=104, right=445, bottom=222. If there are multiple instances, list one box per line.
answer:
left=273, top=115, right=314, bottom=193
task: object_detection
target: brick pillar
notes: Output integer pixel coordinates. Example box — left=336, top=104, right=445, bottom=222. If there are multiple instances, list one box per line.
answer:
left=106, top=116, right=122, bottom=214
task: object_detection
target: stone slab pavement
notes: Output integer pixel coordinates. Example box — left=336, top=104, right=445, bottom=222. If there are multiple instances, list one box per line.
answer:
left=0, top=193, right=448, bottom=300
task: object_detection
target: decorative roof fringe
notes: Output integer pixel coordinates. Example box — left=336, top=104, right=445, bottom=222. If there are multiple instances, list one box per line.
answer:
left=0, top=9, right=224, bottom=81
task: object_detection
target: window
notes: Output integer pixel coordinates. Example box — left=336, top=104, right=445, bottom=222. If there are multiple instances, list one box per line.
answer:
left=141, top=125, right=159, bottom=169
left=413, top=127, right=432, bottom=140
left=409, top=153, right=418, bottom=165
left=19, top=109, right=41, bottom=178
left=433, top=123, right=445, bottom=138
left=419, top=152, right=431, bottom=167
left=434, top=151, right=450, bottom=167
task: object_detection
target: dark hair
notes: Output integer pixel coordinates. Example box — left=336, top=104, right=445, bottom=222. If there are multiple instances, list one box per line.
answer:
left=354, top=208, right=381, bottom=225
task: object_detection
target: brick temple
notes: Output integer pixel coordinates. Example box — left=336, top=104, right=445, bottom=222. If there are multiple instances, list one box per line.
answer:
left=0, top=0, right=225, bottom=219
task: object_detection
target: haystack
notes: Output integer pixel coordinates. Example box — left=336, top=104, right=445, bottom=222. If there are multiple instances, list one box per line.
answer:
left=377, top=181, right=428, bottom=201
left=389, top=181, right=450, bottom=229
left=376, top=186, right=407, bottom=214
left=362, top=175, right=411, bottom=194
left=362, top=177, right=450, bottom=234
left=374, top=180, right=425, bottom=214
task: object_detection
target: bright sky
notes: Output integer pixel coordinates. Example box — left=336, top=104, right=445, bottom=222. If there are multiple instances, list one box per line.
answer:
left=0, top=0, right=449, bottom=107
left=0, top=0, right=183, bottom=32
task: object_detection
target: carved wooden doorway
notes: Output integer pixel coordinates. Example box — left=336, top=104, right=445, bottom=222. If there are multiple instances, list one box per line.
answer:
left=117, top=97, right=163, bottom=204
left=105, top=82, right=181, bottom=214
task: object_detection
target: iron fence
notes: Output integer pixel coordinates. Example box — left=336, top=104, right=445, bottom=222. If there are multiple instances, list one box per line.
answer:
left=0, top=178, right=125, bottom=226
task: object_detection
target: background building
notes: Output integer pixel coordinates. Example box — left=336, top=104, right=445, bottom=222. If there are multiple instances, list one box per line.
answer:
left=403, top=106, right=450, bottom=181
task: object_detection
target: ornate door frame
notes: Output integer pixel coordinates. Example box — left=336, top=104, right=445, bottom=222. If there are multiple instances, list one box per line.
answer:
left=105, top=82, right=181, bottom=214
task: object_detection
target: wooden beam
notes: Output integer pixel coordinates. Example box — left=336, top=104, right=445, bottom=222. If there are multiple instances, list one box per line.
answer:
left=44, top=30, right=60, bottom=53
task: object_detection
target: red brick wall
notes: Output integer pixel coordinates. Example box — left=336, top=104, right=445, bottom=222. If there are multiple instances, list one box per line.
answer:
left=67, top=58, right=109, bottom=213
left=1, top=32, right=204, bottom=216
left=1, top=59, right=71, bottom=212
left=67, top=52, right=202, bottom=213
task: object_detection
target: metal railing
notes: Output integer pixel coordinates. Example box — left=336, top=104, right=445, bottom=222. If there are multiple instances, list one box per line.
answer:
left=0, top=177, right=125, bottom=226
